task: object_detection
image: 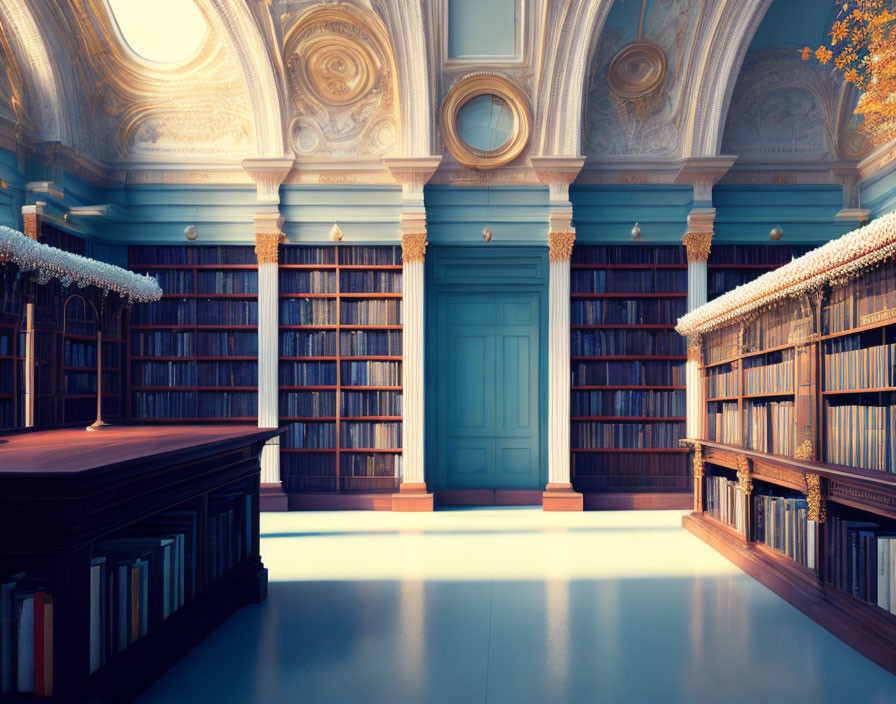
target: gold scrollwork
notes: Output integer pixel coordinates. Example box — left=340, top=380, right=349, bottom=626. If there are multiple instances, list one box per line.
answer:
left=254, top=232, right=285, bottom=265
left=682, top=231, right=713, bottom=264
left=736, top=454, right=753, bottom=495
left=794, top=439, right=814, bottom=461
left=805, top=473, right=826, bottom=523
left=440, top=73, right=531, bottom=170
left=548, top=232, right=576, bottom=263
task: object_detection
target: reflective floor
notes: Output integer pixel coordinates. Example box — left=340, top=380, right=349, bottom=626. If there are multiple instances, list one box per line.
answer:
left=138, top=509, right=896, bottom=703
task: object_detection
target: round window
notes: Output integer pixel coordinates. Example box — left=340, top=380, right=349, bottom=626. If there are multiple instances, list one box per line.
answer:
left=456, top=94, right=515, bottom=151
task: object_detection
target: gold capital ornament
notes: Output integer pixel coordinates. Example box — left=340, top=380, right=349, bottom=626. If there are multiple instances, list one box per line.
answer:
left=548, top=231, right=576, bottom=263
left=401, top=233, right=427, bottom=263
left=735, top=454, right=753, bottom=495
left=255, top=232, right=285, bottom=265
left=682, top=231, right=712, bottom=263
left=805, top=473, right=826, bottom=523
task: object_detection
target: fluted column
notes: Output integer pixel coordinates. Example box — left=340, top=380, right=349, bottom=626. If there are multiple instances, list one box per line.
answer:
left=683, top=224, right=713, bottom=442
left=543, top=232, right=583, bottom=511
left=255, top=230, right=281, bottom=474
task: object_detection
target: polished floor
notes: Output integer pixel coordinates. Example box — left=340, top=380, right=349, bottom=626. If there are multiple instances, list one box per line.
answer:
left=138, top=509, right=896, bottom=703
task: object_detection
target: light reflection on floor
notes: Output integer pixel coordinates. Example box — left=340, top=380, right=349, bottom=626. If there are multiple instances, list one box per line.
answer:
left=137, top=509, right=896, bottom=704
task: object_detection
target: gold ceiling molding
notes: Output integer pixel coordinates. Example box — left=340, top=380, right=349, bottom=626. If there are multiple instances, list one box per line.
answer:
left=440, top=73, right=531, bottom=170
left=52, top=0, right=253, bottom=159
left=283, top=5, right=399, bottom=157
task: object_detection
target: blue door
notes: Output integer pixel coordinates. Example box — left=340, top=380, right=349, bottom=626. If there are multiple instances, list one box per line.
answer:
left=427, top=247, right=547, bottom=491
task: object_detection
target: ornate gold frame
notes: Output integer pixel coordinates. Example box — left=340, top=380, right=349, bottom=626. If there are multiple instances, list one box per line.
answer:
left=440, top=74, right=531, bottom=170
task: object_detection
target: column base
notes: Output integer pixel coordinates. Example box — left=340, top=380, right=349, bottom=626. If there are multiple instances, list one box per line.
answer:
left=542, top=483, right=583, bottom=512
left=391, top=482, right=434, bottom=512
left=260, top=482, right=288, bottom=512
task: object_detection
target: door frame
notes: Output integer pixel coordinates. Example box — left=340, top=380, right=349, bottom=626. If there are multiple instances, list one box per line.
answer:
left=425, top=246, right=548, bottom=494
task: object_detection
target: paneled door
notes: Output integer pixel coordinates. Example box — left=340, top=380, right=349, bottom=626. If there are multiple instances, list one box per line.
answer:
left=434, top=292, right=541, bottom=489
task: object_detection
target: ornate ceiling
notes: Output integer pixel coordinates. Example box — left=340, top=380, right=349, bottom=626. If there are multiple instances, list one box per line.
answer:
left=0, top=0, right=887, bottom=185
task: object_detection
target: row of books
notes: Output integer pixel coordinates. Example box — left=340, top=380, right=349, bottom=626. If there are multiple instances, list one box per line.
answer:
left=571, top=299, right=687, bottom=326
left=342, top=390, right=402, bottom=417
left=132, top=300, right=258, bottom=326
left=341, top=300, right=402, bottom=325
left=744, top=308, right=808, bottom=352
left=744, top=351, right=794, bottom=395
left=707, top=244, right=812, bottom=265
left=571, top=453, right=691, bottom=492
left=207, top=493, right=254, bottom=583
left=570, top=329, right=685, bottom=357
left=132, top=391, right=257, bottom=418
left=132, top=331, right=258, bottom=357
left=571, top=421, right=685, bottom=449
left=131, top=361, right=257, bottom=387
left=824, top=342, right=896, bottom=391
left=709, top=271, right=762, bottom=300
left=572, top=245, right=685, bottom=265
left=65, top=371, right=119, bottom=396
left=342, top=361, right=401, bottom=386
left=705, top=473, right=747, bottom=534
left=342, top=421, right=401, bottom=449
left=150, top=270, right=193, bottom=293
left=0, top=333, right=11, bottom=356
left=703, top=327, right=739, bottom=365
left=280, top=247, right=336, bottom=265
left=339, top=271, right=402, bottom=293
left=825, top=516, right=896, bottom=612
left=280, top=391, right=337, bottom=418
left=279, top=271, right=336, bottom=294
left=754, top=492, right=816, bottom=569
left=280, top=331, right=336, bottom=357
left=707, top=402, right=738, bottom=444
left=706, top=365, right=738, bottom=398
left=64, top=340, right=120, bottom=368
left=341, top=453, right=402, bottom=478
left=279, top=299, right=336, bottom=325
left=825, top=401, right=896, bottom=472
left=280, top=361, right=336, bottom=386
left=570, top=269, right=686, bottom=293
left=338, top=247, right=401, bottom=266
left=1, top=575, right=53, bottom=696
left=284, top=422, right=336, bottom=449
left=130, top=245, right=256, bottom=266
left=340, top=330, right=402, bottom=356
left=571, top=390, right=685, bottom=417
left=572, top=361, right=686, bottom=386
left=744, top=400, right=795, bottom=456
left=824, top=265, right=896, bottom=334
left=194, top=271, right=258, bottom=294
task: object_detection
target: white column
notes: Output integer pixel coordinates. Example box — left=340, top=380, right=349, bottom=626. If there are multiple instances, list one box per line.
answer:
left=401, top=244, right=425, bottom=485
left=256, top=250, right=280, bottom=483
left=682, top=230, right=712, bottom=440
left=548, top=252, right=572, bottom=485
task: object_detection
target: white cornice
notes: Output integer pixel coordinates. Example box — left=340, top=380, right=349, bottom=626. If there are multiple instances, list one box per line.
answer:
left=242, top=156, right=294, bottom=204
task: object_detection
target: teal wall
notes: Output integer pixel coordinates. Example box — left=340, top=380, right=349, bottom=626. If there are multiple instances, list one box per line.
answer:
left=861, top=166, right=896, bottom=218
left=748, top=0, right=836, bottom=52
left=571, top=185, right=693, bottom=243
left=447, top=0, right=515, bottom=57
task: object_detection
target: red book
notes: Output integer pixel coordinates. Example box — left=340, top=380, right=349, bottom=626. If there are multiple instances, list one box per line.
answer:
left=33, top=590, right=45, bottom=696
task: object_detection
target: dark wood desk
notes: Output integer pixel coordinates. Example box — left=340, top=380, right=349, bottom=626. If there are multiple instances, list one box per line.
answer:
left=0, top=425, right=280, bottom=703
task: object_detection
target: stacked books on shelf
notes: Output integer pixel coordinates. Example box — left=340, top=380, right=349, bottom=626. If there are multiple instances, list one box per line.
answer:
left=825, top=400, right=896, bottom=472
left=569, top=245, right=688, bottom=494
left=744, top=350, right=794, bottom=395
left=707, top=402, right=738, bottom=444
left=825, top=515, right=896, bottom=612
left=754, top=490, right=815, bottom=569
left=743, top=400, right=795, bottom=456
left=129, top=245, right=258, bottom=422
left=823, top=265, right=896, bottom=335
left=279, top=245, right=403, bottom=494
left=1, top=574, right=53, bottom=697
left=824, top=338, right=896, bottom=391
left=705, top=473, right=746, bottom=533
left=706, top=363, right=738, bottom=398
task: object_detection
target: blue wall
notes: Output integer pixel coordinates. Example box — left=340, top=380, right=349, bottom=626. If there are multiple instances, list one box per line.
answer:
left=447, top=0, right=515, bottom=57
left=571, top=185, right=693, bottom=243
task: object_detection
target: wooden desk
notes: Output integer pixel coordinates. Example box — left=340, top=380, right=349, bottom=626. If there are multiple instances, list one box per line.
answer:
left=0, top=425, right=280, bottom=703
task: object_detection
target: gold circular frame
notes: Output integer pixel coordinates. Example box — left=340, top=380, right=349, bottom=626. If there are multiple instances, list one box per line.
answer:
left=441, top=74, right=531, bottom=170
left=607, top=41, right=667, bottom=99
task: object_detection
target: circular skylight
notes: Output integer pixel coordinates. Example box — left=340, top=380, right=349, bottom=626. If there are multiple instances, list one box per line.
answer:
left=107, top=0, right=209, bottom=65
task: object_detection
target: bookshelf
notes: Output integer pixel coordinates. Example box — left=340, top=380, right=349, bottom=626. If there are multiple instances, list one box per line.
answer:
left=683, top=239, right=896, bottom=675
left=279, top=245, right=402, bottom=495
left=0, top=425, right=274, bottom=702
left=570, top=245, right=689, bottom=500
left=128, top=246, right=259, bottom=424
left=707, top=244, right=815, bottom=300
left=0, top=278, right=21, bottom=428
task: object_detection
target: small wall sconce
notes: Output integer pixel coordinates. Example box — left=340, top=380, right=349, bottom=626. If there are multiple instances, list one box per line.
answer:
left=631, top=222, right=642, bottom=240
left=330, top=223, right=343, bottom=242
left=483, top=227, right=492, bottom=242
left=184, top=224, right=198, bottom=241
left=769, top=225, right=783, bottom=241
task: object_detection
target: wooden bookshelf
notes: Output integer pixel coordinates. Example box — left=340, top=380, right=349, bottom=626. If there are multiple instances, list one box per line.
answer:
left=278, top=245, right=403, bottom=496
left=685, top=255, right=896, bottom=675
left=128, top=246, right=259, bottom=424
left=0, top=425, right=276, bottom=702
left=706, top=244, right=816, bottom=300
left=569, top=245, right=689, bottom=501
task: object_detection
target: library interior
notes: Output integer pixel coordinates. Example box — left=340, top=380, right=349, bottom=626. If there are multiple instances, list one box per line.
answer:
left=3, top=0, right=896, bottom=702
